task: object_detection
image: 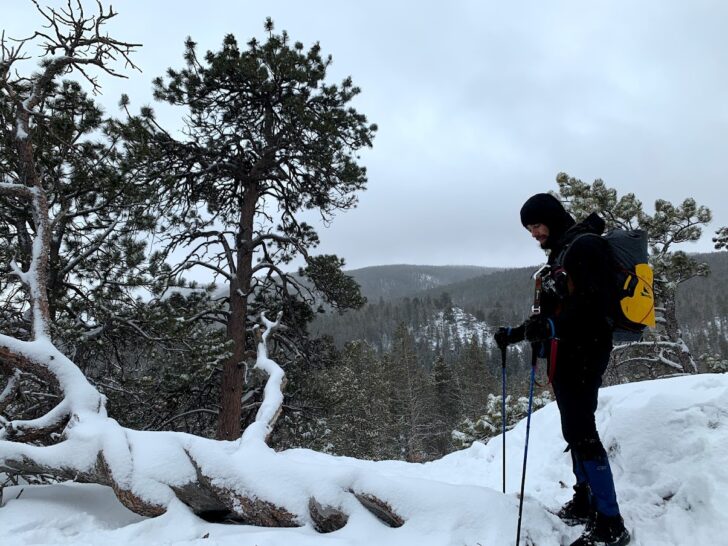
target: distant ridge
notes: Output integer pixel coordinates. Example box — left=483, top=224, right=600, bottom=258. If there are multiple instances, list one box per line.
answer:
left=344, top=264, right=501, bottom=301
left=314, top=252, right=728, bottom=361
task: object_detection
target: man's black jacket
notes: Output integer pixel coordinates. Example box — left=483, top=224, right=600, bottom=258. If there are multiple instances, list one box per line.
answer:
left=542, top=212, right=614, bottom=356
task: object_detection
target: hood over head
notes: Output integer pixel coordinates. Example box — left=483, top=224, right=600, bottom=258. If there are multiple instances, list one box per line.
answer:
left=520, top=193, right=576, bottom=249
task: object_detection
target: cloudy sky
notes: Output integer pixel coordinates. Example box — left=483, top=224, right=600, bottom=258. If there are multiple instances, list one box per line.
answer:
left=5, top=0, right=728, bottom=270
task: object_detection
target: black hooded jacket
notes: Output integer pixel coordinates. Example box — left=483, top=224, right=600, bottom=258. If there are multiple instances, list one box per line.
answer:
left=542, top=212, right=614, bottom=352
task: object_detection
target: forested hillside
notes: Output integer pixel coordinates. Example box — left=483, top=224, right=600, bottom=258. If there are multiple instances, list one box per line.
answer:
left=676, top=252, right=728, bottom=357
left=294, top=252, right=728, bottom=460
left=311, top=251, right=728, bottom=398
left=314, top=252, right=728, bottom=360
left=312, top=266, right=530, bottom=351
left=345, top=264, right=499, bottom=301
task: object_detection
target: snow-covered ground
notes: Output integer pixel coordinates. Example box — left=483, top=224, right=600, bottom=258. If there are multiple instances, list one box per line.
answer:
left=1, top=373, right=727, bottom=546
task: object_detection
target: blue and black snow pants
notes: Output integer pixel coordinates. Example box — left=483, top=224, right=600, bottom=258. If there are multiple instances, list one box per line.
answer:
left=551, top=343, right=621, bottom=517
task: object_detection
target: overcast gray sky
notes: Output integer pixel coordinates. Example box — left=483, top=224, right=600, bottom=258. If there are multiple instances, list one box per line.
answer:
left=5, top=0, right=727, bottom=270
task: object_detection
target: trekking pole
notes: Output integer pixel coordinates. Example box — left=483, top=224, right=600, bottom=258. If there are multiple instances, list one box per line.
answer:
left=515, top=349, right=537, bottom=546
left=515, top=264, right=546, bottom=544
left=500, top=345, right=507, bottom=495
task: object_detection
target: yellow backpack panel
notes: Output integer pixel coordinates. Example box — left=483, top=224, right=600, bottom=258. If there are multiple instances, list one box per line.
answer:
left=619, top=262, right=656, bottom=328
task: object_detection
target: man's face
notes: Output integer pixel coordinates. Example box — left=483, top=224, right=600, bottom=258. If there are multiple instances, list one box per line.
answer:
left=526, top=223, right=550, bottom=248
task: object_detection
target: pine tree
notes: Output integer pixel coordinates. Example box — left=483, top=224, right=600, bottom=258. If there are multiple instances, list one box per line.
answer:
left=430, top=353, right=461, bottom=456
left=0, top=79, right=154, bottom=340
left=555, top=173, right=711, bottom=377
left=316, top=341, right=396, bottom=458
left=454, top=337, right=496, bottom=418
left=0, top=3, right=221, bottom=434
left=383, top=323, right=435, bottom=461
left=452, top=390, right=552, bottom=449
left=119, top=20, right=376, bottom=439
left=715, top=227, right=728, bottom=251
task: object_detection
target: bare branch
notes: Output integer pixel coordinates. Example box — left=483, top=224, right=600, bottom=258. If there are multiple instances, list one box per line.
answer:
left=24, top=0, right=141, bottom=100
left=59, top=217, right=120, bottom=276
left=219, top=232, right=236, bottom=275
left=170, top=260, right=233, bottom=282
left=152, top=408, right=219, bottom=431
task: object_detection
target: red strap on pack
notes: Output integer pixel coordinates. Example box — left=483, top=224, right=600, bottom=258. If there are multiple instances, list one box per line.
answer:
left=548, top=338, right=559, bottom=384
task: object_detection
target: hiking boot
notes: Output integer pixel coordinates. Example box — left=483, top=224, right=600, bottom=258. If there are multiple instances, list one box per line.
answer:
left=569, top=513, right=630, bottom=546
left=557, top=484, right=593, bottom=526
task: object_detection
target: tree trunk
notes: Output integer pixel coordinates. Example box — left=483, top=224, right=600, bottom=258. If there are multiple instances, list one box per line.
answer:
left=14, top=111, right=52, bottom=340
left=216, top=183, right=258, bottom=440
left=662, top=286, right=697, bottom=374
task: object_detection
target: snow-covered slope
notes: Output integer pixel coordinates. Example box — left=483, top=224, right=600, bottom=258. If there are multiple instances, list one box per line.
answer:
left=418, top=306, right=493, bottom=348
left=1, top=373, right=726, bottom=545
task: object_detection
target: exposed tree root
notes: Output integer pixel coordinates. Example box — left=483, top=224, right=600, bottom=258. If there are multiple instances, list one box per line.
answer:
left=351, top=489, right=405, bottom=528
left=308, top=498, right=349, bottom=533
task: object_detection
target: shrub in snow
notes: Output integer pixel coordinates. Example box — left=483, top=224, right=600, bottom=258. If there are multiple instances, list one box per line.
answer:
left=452, top=390, right=552, bottom=449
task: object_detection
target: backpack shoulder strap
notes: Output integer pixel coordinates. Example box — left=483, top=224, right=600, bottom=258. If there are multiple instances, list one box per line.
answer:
left=554, top=232, right=597, bottom=268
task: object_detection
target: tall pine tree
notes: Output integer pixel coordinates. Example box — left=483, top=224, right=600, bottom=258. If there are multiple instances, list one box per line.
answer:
left=120, top=20, right=376, bottom=439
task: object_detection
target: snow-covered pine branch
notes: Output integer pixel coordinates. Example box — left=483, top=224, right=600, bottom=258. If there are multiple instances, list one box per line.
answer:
left=0, top=181, right=34, bottom=199
left=714, top=226, right=728, bottom=250
left=1, top=304, right=406, bottom=529
left=240, top=312, right=286, bottom=446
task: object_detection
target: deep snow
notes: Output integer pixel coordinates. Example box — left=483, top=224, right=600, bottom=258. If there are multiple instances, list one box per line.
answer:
left=1, top=373, right=727, bottom=546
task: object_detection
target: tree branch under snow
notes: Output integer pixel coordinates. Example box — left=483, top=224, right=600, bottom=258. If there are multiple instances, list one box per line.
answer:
left=0, top=181, right=34, bottom=199
left=240, top=312, right=287, bottom=446
left=0, top=370, right=21, bottom=415
left=0, top=335, right=107, bottom=438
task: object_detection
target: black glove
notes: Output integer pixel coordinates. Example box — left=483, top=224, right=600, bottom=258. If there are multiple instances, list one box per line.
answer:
left=524, top=315, right=555, bottom=342
left=494, top=324, right=525, bottom=350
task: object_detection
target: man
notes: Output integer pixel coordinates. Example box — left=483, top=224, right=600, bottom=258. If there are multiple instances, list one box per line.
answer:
left=495, top=193, right=630, bottom=546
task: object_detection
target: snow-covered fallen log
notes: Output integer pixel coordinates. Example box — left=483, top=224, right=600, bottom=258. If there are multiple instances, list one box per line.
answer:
left=0, top=309, right=412, bottom=528
left=4, top=373, right=727, bottom=545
